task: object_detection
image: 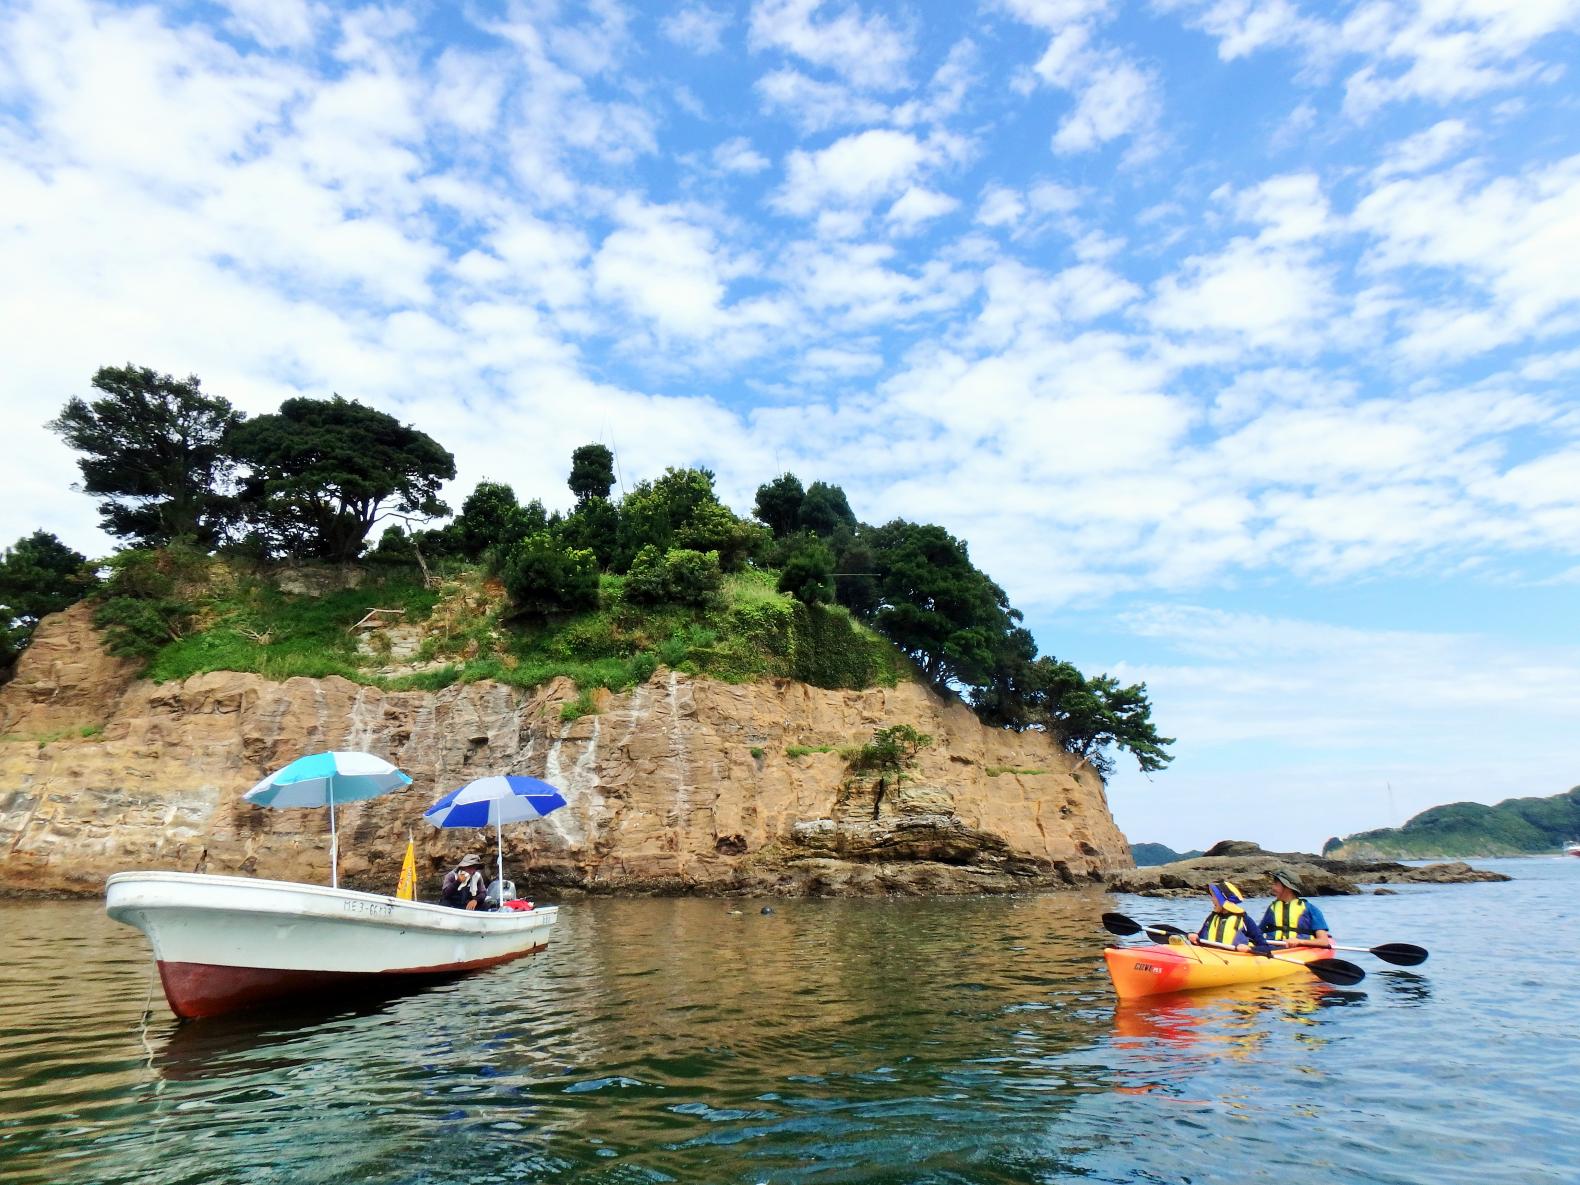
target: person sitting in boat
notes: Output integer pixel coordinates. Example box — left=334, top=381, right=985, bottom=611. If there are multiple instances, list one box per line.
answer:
left=1190, top=881, right=1269, bottom=950
left=1258, top=868, right=1332, bottom=948
left=441, top=854, right=485, bottom=910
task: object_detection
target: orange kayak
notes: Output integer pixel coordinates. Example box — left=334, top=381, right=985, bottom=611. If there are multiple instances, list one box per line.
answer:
left=1104, top=942, right=1333, bottom=999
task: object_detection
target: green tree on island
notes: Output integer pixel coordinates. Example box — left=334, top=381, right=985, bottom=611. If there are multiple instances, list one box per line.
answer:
left=49, top=364, right=245, bottom=548
left=867, top=519, right=1019, bottom=693
left=568, top=444, right=616, bottom=503
left=798, top=480, right=856, bottom=539
left=449, top=481, right=543, bottom=561
left=777, top=537, right=836, bottom=605
left=976, top=652, right=1174, bottom=777
left=754, top=473, right=805, bottom=538
left=499, top=532, right=600, bottom=616
left=0, top=531, right=93, bottom=669
left=230, top=396, right=456, bottom=562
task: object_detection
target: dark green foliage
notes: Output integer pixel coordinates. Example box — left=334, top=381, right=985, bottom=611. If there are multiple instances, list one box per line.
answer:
left=832, top=533, right=880, bottom=618
left=21, top=532, right=94, bottom=612
left=499, top=533, right=600, bottom=616
left=230, top=395, right=456, bottom=562
left=664, top=549, right=723, bottom=606
left=569, top=444, right=616, bottom=503
left=674, top=501, right=768, bottom=573
left=623, top=545, right=671, bottom=604
left=558, top=497, right=619, bottom=568
left=754, top=473, right=804, bottom=537
left=778, top=538, right=835, bottom=605
left=93, top=595, right=188, bottom=660
left=0, top=531, right=92, bottom=628
left=452, top=481, right=535, bottom=560
left=975, top=654, right=1174, bottom=777
left=845, top=723, right=932, bottom=777
left=91, top=548, right=204, bottom=661
left=624, top=546, right=722, bottom=606
left=616, top=467, right=763, bottom=572
left=868, top=519, right=1018, bottom=693
left=49, top=364, right=244, bottom=547
left=799, top=480, right=856, bottom=539
left=1333, top=786, right=1580, bottom=857
left=366, top=525, right=417, bottom=565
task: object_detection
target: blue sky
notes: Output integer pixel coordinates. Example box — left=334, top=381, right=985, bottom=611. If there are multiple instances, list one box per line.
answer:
left=3, top=0, right=1578, bottom=851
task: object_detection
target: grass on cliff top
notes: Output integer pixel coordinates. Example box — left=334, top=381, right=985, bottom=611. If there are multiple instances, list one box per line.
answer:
left=142, top=561, right=910, bottom=697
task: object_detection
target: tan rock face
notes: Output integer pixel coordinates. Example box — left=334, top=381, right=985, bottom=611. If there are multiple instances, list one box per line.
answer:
left=0, top=608, right=1134, bottom=898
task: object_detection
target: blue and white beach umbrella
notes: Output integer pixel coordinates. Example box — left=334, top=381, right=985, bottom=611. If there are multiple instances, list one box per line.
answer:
left=424, top=776, right=568, bottom=895
left=245, top=751, right=413, bottom=887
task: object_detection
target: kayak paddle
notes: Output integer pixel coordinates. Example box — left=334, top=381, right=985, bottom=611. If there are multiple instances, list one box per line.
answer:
left=1329, top=942, right=1428, bottom=967
left=1100, top=911, right=1366, bottom=987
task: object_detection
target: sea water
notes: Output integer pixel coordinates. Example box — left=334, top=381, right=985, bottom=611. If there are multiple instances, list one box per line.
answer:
left=1, top=858, right=1575, bottom=1184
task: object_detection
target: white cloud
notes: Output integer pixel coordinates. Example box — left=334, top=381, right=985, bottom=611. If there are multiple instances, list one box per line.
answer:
left=748, top=0, right=912, bottom=90
left=1151, top=237, right=1337, bottom=350
left=661, top=3, right=731, bottom=54
left=885, top=186, right=958, bottom=232
left=221, top=0, right=318, bottom=50
left=755, top=67, right=892, bottom=132
left=1228, top=172, right=1331, bottom=243
left=1153, top=0, right=1326, bottom=61
left=1353, top=154, right=1580, bottom=358
left=1374, top=118, right=1475, bottom=178
left=773, top=128, right=932, bottom=218
left=1340, top=0, right=1580, bottom=116
left=976, top=185, right=1027, bottom=228
left=713, top=136, right=770, bottom=174
left=1011, top=17, right=1160, bottom=155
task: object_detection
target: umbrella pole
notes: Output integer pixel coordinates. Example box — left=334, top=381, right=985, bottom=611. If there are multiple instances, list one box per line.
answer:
left=329, top=786, right=339, bottom=889
left=496, top=812, right=504, bottom=905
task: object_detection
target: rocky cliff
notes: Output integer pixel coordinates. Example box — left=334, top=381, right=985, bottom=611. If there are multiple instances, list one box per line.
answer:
left=0, top=604, right=1132, bottom=898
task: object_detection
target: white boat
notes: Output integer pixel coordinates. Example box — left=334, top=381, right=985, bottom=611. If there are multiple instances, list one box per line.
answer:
left=1565, top=841, right=1580, bottom=858
left=107, top=871, right=557, bottom=1020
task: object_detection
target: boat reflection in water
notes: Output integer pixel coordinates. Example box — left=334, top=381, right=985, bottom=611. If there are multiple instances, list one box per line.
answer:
left=1112, top=978, right=1365, bottom=1051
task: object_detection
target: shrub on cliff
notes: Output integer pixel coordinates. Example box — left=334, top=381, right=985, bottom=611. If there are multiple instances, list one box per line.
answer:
left=624, top=546, right=722, bottom=607
left=91, top=547, right=204, bottom=660
left=499, top=533, right=599, bottom=617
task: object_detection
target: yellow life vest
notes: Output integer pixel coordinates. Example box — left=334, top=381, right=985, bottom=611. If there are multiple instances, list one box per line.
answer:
left=1267, top=898, right=1310, bottom=940
left=1203, top=912, right=1245, bottom=945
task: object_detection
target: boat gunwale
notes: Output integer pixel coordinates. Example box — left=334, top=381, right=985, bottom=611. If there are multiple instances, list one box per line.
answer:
left=105, top=870, right=557, bottom=937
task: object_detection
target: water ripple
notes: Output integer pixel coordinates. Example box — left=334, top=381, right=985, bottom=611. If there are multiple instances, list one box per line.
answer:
left=2, top=865, right=1578, bottom=1183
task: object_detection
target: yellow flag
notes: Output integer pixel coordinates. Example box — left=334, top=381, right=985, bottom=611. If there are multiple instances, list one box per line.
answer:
left=395, top=835, right=416, bottom=900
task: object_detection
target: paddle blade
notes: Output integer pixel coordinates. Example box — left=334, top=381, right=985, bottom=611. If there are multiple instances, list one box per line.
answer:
left=1306, top=958, right=1366, bottom=987
left=1371, top=943, right=1428, bottom=967
left=1101, top=912, right=1143, bottom=937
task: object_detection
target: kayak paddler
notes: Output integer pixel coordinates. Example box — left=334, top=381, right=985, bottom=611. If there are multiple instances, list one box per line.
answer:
left=1190, top=881, right=1270, bottom=951
left=1259, top=868, right=1332, bottom=948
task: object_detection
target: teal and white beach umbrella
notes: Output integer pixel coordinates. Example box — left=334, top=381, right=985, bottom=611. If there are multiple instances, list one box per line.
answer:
left=245, top=751, right=413, bottom=887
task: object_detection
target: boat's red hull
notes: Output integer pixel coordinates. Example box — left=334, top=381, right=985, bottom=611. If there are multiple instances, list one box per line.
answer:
left=157, top=944, right=546, bottom=1020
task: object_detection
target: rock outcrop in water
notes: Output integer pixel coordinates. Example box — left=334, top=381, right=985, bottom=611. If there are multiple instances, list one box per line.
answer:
left=0, top=604, right=1131, bottom=898
left=1107, top=839, right=1510, bottom=897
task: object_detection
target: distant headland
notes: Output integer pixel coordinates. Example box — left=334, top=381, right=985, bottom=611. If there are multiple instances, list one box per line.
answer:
left=1325, top=786, right=1580, bottom=860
